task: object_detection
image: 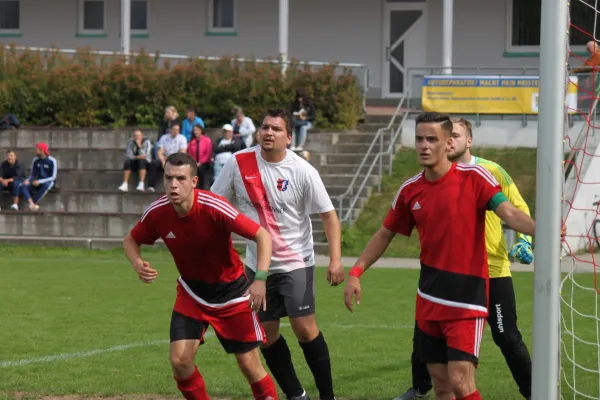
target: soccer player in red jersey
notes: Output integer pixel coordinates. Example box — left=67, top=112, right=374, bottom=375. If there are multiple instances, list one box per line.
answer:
left=343, top=112, right=536, bottom=400
left=123, top=152, right=279, bottom=400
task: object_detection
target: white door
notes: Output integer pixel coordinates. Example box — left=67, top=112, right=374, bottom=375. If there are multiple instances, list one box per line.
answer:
left=382, top=2, right=427, bottom=99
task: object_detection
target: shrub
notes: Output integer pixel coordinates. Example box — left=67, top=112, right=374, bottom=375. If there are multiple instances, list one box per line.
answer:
left=0, top=46, right=363, bottom=130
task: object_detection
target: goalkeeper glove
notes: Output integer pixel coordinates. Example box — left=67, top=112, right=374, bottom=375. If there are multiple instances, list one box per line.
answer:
left=509, top=235, right=533, bottom=264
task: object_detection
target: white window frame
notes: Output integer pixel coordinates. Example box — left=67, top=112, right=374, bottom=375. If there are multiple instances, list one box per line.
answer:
left=207, top=0, right=237, bottom=33
left=506, top=0, right=587, bottom=54
left=78, top=0, right=107, bottom=35
left=0, top=0, right=20, bottom=34
left=130, top=0, right=148, bottom=35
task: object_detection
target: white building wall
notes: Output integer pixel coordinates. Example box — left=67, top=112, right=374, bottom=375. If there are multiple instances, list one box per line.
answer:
left=0, top=0, right=586, bottom=99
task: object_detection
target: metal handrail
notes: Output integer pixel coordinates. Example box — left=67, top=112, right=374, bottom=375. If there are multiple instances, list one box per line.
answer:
left=339, top=105, right=413, bottom=225
left=332, top=88, right=410, bottom=222
left=335, top=86, right=412, bottom=224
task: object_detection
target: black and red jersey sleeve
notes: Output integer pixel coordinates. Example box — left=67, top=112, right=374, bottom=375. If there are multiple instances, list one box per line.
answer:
left=201, top=191, right=261, bottom=239
left=470, top=165, right=502, bottom=211
left=383, top=184, right=415, bottom=236
left=130, top=211, right=160, bottom=245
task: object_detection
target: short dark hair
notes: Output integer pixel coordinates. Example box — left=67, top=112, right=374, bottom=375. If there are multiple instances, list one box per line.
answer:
left=5, top=149, right=14, bottom=155
left=165, top=153, right=197, bottom=177
left=187, top=107, right=196, bottom=113
left=262, top=108, right=293, bottom=136
left=415, top=112, right=453, bottom=137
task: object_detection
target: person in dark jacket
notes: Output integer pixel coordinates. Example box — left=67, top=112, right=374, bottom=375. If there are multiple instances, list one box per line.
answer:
left=290, top=88, right=316, bottom=151
left=157, top=105, right=182, bottom=142
left=0, top=150, right=25, bottom=210
left=213, top=124, right=243, bottom=180
left=20, top=142, right=58, bottom=211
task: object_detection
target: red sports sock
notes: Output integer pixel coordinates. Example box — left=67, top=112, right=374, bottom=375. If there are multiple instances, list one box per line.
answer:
left=457, top=390, right=482, bottom=400
left=174, top=366, right=210, bottom=400
left=250, top=374, right=278, bottom=399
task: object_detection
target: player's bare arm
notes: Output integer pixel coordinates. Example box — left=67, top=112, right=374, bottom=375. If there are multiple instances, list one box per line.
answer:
left=344, top=226, right=396, bottom=312
left=246, top=226, right=272, bottom=313
left=320, top=210, right=344, bottom=286
left=494, top=201, right=536, bottom=237
left=123, top=233, right=158, bottom=283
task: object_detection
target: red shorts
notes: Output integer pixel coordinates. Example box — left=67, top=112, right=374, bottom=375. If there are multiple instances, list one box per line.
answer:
left=171, top=283, right=266, bottom=354
left=416, top=317, right=486, bottom=365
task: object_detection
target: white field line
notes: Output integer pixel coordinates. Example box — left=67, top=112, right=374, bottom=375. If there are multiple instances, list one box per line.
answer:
left=0, top=321, right=560, bottom=369
left=0, top=339, right=170, bottom=369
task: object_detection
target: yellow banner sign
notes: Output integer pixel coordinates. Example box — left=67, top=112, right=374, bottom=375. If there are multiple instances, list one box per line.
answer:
left=421, top=75, right=578, bottom=114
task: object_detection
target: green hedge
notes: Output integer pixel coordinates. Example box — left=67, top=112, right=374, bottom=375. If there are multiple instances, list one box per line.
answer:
left=0, top=46, right=363, bottom=129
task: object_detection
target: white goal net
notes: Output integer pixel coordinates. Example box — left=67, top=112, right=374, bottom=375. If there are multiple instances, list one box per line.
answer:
left=560, top=0, right=600, bottom=398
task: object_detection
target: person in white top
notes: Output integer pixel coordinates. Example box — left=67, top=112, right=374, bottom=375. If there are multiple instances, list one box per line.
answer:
left=232, top=106, right=257, bottom=148
left=211, top=108, right=344, bottom=400
left=148, top=123, right=188, bottom=192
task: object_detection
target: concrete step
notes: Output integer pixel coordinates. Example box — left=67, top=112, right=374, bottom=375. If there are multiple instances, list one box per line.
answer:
left=320, top=174, right=379, bottom=187
left=318, top=164, right=384, bottom=175
left=324, top=185, right=373, bottom=198
left=0, top=211, right=326, bottom=241
left=0, top=147, right=125, bottom=170
left=325, top=153, right=379, bottom=165
left=0, top=234, right=331, bottom=254
left=55, top=169, right=379, bottom=191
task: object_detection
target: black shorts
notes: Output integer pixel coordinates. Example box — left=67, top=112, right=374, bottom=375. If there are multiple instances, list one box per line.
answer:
left=245, top=266, right=316, bottom=322
left=123, top=159, right=149, bottom=172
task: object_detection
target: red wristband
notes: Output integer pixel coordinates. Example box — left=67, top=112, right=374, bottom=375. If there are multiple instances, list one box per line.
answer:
left=349, top=266, right=364, bottom=278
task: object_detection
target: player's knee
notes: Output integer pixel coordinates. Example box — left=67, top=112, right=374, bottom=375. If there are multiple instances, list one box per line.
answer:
left=260, top=320, right=281, bottom=347
left=235, top=349, right=266, bottom=382
left=492, top=328, right=523, bottom=350
left=170, top=350, right=195, bottom=375
left=448, top=365, right=476, bottom=396
left=430, top=376, right=452, bottom=398
left=290, top=316, right=319, bottom=342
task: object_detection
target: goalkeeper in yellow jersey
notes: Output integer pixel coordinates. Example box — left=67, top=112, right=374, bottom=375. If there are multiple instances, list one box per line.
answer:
left=395, top=118, right=533, bottom=400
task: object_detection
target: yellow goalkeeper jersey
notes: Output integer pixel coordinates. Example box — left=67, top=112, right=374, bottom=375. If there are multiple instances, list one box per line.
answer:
left=470, top=156, right=531, bottom=278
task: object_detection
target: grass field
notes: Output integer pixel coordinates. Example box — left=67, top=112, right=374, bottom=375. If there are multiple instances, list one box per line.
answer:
left=342, top=147, right=538, bottom=258
left=1, top=246, right=597, bottom=400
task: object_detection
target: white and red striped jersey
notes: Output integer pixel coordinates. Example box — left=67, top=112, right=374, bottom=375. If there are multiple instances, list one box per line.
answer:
left=211, top=147, right=334, bottom=274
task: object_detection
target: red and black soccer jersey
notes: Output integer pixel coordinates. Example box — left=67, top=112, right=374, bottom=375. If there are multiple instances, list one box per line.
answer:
left=383, top=163, right=505, bottom=321
left=130, top=189, right=261, bottom=308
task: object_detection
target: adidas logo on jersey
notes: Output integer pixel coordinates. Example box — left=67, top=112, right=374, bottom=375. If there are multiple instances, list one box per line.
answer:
left=166, top=231, right=176, bottom=239
left=412, top=201, right=421, bottom=210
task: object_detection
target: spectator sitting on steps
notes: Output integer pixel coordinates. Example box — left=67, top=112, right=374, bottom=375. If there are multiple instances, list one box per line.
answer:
left=147, top=123, right=187, bottom=192
left=290, top=88, right=316, bottom=151
left=187, top=124, right=213, bottom=190
left=118, top=129, right=152, bottom=192
left=181, top=107, right=205, bottom=143
left=20, top=142, right=57, bottom=211
left=157, top=105, right=182, bottom=142
left=213, top=124, right=243, bottom=180
left=231, top=106, right=256, bottom=149
left=0, top=150, right=25, bottom=210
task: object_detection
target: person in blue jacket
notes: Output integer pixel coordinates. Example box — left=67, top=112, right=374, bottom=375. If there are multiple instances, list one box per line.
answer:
left=20, top=142, right=58, bottom=211
left=181, top=107, right=205, bottom=142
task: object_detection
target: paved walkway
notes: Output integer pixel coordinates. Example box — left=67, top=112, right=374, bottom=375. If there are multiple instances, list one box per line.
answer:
left=304, top=253, right=599, bottom=274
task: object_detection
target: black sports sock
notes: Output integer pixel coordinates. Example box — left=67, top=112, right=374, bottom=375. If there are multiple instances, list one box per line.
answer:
left=299, top=331, right=334, bottom=400
left=261, top=335, right=304, bottom=398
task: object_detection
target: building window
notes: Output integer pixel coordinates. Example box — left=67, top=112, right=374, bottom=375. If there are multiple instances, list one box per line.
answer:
left=131, top=0, right=147, bottom=33
left=208, top=0, right=236, bottom=32
left=508, top=0, right=599, bottom=51
left=79, top=0, right=106, bottom=34
left=0, top=0, right=19, bottom=32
